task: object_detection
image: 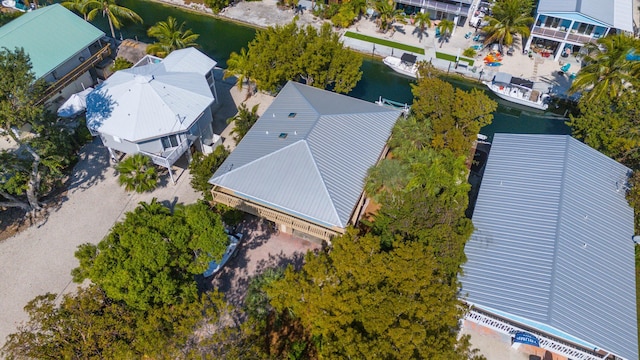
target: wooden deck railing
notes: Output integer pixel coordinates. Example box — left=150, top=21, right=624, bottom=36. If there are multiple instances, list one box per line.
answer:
left=211, top=188, right=343, bottom=242
left=36, top=44, right=112, bottom=106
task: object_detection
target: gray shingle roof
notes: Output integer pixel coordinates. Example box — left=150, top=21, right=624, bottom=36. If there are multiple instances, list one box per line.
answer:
left=537, top=0, right=633, bottom=32
left=461, top=134, right=637, bottom=360
left=210, top=81, right=401, bottom=228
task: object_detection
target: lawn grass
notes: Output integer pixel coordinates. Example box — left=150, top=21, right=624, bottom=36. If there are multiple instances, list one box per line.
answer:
left=435, top=51, right=475, bottom=66
left=344, top=31, right=425, bottom=55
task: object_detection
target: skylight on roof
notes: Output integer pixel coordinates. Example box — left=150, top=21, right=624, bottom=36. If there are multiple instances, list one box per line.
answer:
left=288, top=112, right=297, bottom=118
left=279, top=133, right=288, bottom=139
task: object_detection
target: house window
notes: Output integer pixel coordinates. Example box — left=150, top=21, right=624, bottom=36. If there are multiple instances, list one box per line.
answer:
left=544, top=17, right=560, bottom=28
left=575, top=23, right=595, bottom=35
left=161, top=135, right=179, bottom=149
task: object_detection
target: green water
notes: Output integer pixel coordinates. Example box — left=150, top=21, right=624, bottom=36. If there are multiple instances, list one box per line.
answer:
left=89, top=0, right=571, bottom=139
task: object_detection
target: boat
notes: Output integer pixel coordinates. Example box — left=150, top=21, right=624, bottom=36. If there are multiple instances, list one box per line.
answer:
left=2, top=0, right=30, bottom=11
left=383, top=53, right=419, bottom=78
left=483, top=72, right=550, bottom=110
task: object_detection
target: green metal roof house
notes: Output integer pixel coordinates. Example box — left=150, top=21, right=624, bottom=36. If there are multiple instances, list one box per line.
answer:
left=0, top=4, right=110, bottom=105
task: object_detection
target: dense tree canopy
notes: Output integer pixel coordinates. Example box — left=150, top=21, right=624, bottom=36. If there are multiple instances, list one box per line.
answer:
left=266, top=230, right=483, bottom=360
left=189, top=145, right=229, bottom=200
left=0, top=48, right=90, bottom=214
left=568, top=89, right=640, bottom=168
left=72, top=199, right=228, bottom=310
left=1, top=285, right=233, bottom=359
left=246, top=22, right=362, bottom=94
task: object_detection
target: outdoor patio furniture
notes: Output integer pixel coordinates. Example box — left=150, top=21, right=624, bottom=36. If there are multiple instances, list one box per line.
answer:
left=560, top=63, right=571, bottom=72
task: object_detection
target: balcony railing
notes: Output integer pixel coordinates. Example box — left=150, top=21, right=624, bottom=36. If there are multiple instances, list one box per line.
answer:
left=36, top=43, right=112, bottom=106
left=531, top=26, right=598, bottom=45
left=396, top=0, right=471, bottom=16
left=140, top=138, right=190, bottom=169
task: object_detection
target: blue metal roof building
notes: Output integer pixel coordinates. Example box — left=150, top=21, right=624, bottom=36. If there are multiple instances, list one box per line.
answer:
left=209, top=81, right=401, bottom=241
left=461, top=134, right=637, bottom=360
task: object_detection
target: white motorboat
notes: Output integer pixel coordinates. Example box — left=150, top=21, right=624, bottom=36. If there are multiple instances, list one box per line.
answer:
left=383, top=53, right=419, bottom=79
left=483, top=72, right=550, bottom=110
left=2, top=0, right=29, bottom=11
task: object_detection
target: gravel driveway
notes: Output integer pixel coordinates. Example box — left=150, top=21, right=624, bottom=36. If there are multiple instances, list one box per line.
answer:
left=0, top=137, right=200, bottom=346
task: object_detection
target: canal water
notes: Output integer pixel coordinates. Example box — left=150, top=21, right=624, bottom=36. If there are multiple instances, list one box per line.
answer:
left=89, top=0, right=572, bottom=139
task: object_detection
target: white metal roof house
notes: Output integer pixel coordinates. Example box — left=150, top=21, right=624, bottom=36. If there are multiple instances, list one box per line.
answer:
left=525, top=0, right=635, bottom=61
left=209, top=81, right=402, bottom=242
left=461, top=134, right=638, bottom=360
left=0, top=4, right=110, bottom=107
left=87, top=48, right=220, bottom=182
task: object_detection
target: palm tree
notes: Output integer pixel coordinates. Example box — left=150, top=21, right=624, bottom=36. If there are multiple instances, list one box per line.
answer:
left=61, top=0, right=90, bottom=20
left=437, top=19, right=454, bottom=48
left=481, top=0, right=533, bottom=50
left=146, top=17, right=200, bottom=58
left=413, top=12, right=431, bottom=43
left=85, top=0, right=143, bottom=39
left=227, top=103, right=259, bottom=144
left=115, top=154, right=158, bottom=193
left=224, top=47, right=255, bottom=97
left=569, top=34, right=639, bottom=102
left=349, top=0, right=369, bottom=20
left=374, top=0, right=406, bottom=33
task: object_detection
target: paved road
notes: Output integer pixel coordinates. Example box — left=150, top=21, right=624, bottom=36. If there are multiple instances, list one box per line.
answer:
left=0, top=137, right=200, bottom=346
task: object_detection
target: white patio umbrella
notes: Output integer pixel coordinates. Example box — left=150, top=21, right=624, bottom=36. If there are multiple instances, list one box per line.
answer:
left=57, top=87, right=93, bottom=118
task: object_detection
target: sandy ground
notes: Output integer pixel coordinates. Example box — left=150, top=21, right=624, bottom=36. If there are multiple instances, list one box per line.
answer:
left=0, top=76, right=275, bottom=347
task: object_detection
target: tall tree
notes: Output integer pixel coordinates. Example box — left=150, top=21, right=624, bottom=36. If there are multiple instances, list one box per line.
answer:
left=411, top=67, right=496, bottom=156
left=72, top=200, right=228, bottom=310
left=481, top=0, right=533, bottom=49
left=85, top=0, right=143, bottom=38
left=146, top=16, right=200, bottom=58
left=568, top=33, right=639, bottom=102
left=437, top=19, right=455, bottom=47
left=567, top=90, right=640, bottom=168
left=114, top=153, right=158, bottom=193
left=227, top=103, right=259, bottom=144
left=374, top=0, right=406, bottom=33
left=188, top=145, right=229, bottom=200
left=1, top=285, right=233, bottom=359
left=266, top=230, right=483, bottom=359
left=247, top=22, right=362, bottom=94
left=413, top=11, right=431, bottom=42
left=0, top=48, right=57, bottom=213
left=61, top=0, right=90, bottom=20
left=224, top=47, right=256, bottom=97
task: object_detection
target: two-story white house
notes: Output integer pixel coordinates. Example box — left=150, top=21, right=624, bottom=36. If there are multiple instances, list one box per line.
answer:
left=525, top=0, right=635, bottom=61
left=395, top=0, right=474, bottom=27
left=86, top=48, right=221, bottom=183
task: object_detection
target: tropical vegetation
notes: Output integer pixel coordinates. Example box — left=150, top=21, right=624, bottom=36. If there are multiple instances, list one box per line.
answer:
left=188, top=145, right=230, bottom=200
left=481, top=0, right=534, bottom=50
left=114, top=153, right=158, bottom=193
left=0, top=49, right=92, bottom=216
left=111, top=56, right=133, bottom=71
left=146, top=16, right=200, bottom=58
left=84, top=0, right=143, bottom=38
left=374, top=0, right=407, bottom=33
left=72, top=199, right=229, bottom=310
left=437, top=18, right=455, bottom=47
left=243, top=21, right=362, bottom=94
left=227, top=103, right=259, bottom=144
left=61, top=0, right=90, bottom=20
left=413, top=11, right=431, bottom=42
left=203, top=0, right=231, bottom=13
left=568, top=33, right=640, bottom=102
left=224, top=47, right=255, bottom=97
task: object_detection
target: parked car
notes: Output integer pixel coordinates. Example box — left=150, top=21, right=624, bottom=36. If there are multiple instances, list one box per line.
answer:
left=202, top=232, right=243, bottom=277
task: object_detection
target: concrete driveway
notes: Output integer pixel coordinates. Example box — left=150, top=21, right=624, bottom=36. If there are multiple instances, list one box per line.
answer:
left=0, top=137, right=200, bottom=347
